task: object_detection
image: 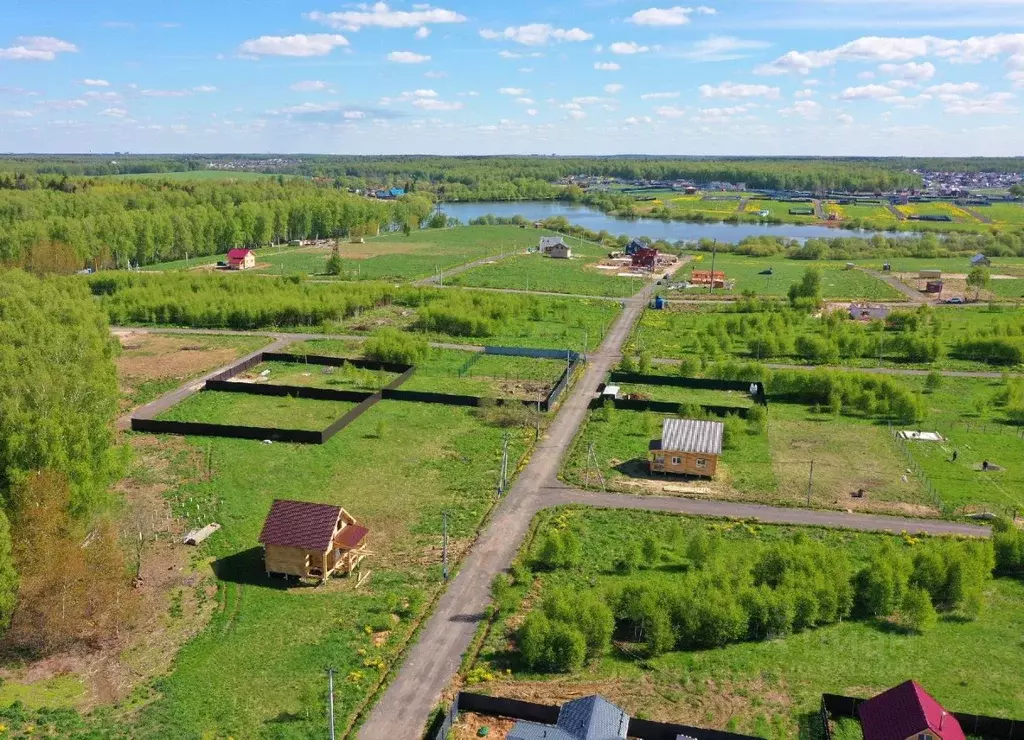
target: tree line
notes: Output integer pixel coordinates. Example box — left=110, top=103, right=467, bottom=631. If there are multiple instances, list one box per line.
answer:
left=0, top=178, right=434, bottom=271
left=512, top=527, right=993, bottom=672
left=0, top=269, right=132, bottom=651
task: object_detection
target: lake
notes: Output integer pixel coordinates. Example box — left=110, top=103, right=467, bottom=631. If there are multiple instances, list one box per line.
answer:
left=439, top=201, right=910, bottom=243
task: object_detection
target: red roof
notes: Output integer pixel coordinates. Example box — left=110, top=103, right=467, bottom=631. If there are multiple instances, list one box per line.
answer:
left=227, top=248, right=253, bottom=261
left=334, top=524, right=369, bottom=550
left=258, top=499, right=341, bottom=552
left=859, top=681, right=965, bottom=740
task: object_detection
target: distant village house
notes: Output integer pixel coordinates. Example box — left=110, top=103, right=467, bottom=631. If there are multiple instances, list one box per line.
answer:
left=226, top=248, right=256, bottom=270
left=650, top=418, right=724, bottom=478
left=258, top=499, right=369, bottom=582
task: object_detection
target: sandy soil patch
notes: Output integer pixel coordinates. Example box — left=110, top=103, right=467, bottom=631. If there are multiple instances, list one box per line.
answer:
left=336, top=240, right=431, bottom=260
left=117, top=333, right=244, bottom=382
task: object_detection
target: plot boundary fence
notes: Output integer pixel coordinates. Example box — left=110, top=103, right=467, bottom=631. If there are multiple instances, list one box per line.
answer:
left=429, top=691, right=759, bottom=740
left=821, top=694, right=1024, bottom=740
left=131, top=347, right=582, bottom=444
left=608, top=371, right=769, bottom=406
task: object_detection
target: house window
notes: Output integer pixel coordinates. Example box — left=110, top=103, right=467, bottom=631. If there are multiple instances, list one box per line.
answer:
left=696, top=458, right=707, bottom=469
left=919, top=734, right=931, bottom=740
left=671, top=456, right=681, bottom=465
left=654, top=455, right=664, bottom=464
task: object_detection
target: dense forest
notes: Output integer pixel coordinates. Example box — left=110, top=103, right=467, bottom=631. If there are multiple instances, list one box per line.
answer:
left=11, top=154, right=1024, bottom=192
left=0, top=178, right=432, bottom=270
left=0, top=270, right=133, bottom=651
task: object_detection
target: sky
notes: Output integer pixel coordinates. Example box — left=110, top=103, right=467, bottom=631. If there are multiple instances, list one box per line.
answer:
left=1, top=0, right=1023, bottom=156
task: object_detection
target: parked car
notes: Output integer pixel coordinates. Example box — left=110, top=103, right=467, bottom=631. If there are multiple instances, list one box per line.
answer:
left=945, top=296, right=965, bottom=304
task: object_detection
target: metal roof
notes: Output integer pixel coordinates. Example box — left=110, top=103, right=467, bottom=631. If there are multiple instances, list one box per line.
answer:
left=508, top=696, right=629, bottom=740
left=660, top=418, right=724, bottom=456
left=258, top=499, right=341, bottom=552
left=859, top=681, right=965, bottom=740
left=508, top=723, right=577, bottom=740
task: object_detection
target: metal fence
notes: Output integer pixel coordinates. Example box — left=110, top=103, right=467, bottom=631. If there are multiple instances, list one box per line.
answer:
left=608, top=372, right=768, bottom=406
left=888, top=423, right=946, bottom=513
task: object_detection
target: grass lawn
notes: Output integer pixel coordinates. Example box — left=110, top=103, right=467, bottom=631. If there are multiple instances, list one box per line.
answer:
left=468, top=508, right=1024, bottom=738
left=985, top=203, right=1024, bottom=225
left=134, top=400, right=534, bottom=738
left=115, top=331, right=268, bottom=412
left=827, top=203, right=900, bottom=229
left=236, top=360, right=400, bottom=392
left=745, top=200, right=818, bottom=224
left=450, top=239, right=647, bottom=298
left=900, top=376, right=1024, bottom=516
left=563, top=400, right=933, bottom=516
left=613, top=382, right=756, bottom=409
left=680, top=254, right=904, bottom=300
left=156, top=390, right=357, bottom=429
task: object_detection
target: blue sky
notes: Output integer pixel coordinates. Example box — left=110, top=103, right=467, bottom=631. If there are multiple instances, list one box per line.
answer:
left=1, top=1, right=1023, bottom=155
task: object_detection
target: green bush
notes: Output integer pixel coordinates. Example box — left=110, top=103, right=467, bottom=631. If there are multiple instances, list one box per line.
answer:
left=363, top=328, right=427, bottom=365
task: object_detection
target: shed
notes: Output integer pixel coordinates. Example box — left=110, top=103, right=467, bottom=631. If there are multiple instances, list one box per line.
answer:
left=970, top=253, right=991, bottom=267
left=925, top=280, right=944, bottom=294
left=227, top=248, right=256, bottom=270
left=258, top=499, right=368, bottom=582
left=650, top=418, right=724, bottom=478
left=858, top=681, right=965, bottom=740
left=549, top=243, right=573, bottom=259
left=652, top=295, right=666, bottom=310
left=601, top=385, right=620, bottom=400
left=918, top=269, right=942, bottom=280
left=509, top=695, right=629, bottom=740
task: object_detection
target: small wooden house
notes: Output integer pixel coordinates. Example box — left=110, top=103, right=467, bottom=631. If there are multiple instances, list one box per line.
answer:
left=649, top=418, right=724, bottom=478
left=227, top=248, right=256, bottom=270
left=258, top=499, right=368, bottom=582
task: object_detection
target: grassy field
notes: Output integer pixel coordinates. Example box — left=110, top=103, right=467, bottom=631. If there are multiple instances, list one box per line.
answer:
left=115, top=331, right=268, bottom=412
left=237, top=360, right=399, bottom=392
left=985, top=203, right=1024, bottom=225
left=450, top=238, right=649, bottom=298
left=467, top=507, right=1024, bottom=738
left=131, top=399, right=535, bottom=738
left=827, top=202, right=900, bottom=229
left=680, top=254, right=904, bottom=300
left=156, top=390, right=357, bottom=429
left=563, top=399, right=934, bottom=516
left=895, top=202, right=978, bottom=223
left=745, top=200, right=818, bottom=224
left=614, top=383, right=756, bottom=409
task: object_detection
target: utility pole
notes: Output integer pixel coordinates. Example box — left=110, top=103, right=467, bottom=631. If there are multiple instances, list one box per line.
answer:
left=326, top=668, right=336, bottom=740
left=584, top=441, right=606, bottom=490
left=442, top=512, right=449, bottom=582
left=583, top=330, right=589, bottom=362
left=708, top=239, right=718, bottom=295
left=535, top=400, right=542, bottom=441
left=497, top=432, right=510, bottom=496
left=807, top=460, right=815, bottom=506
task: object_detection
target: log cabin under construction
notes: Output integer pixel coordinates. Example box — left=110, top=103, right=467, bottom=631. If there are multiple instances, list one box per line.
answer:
left=258, top=499, right=368, bottom=582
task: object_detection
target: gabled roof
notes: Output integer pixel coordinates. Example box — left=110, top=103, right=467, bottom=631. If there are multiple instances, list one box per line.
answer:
left=659, top=418, right=724, bottom=456
left=858, top=681, right=965, bottom=740
left=334, top=523, right=369, bottom=550
left=258, top=499, right=341, bottom=552
left=540, top=236, right=568, bottom=247
left=558, top=695, right=629, bottom=740
left=227, top=248, right=253, bottom=260
left=970, top=253, right=989, bottom=263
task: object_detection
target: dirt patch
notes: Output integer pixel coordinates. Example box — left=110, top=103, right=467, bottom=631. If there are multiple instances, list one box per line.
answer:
left=494, top=379, right=551, bottom=402
left=117, top=333, right=245, bottom=383
left=0, top=435, right=217, bottom=710
left=452, top=712, right=515, bottom=740
left=336, top=240, right=430, bottom=260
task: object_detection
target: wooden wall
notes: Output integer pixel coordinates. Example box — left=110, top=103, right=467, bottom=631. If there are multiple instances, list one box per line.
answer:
left=650, top=450, right=718, bottom=478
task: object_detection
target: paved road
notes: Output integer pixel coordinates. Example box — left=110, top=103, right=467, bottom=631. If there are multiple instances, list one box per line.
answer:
left=650, top=356, right=1016, bottom=379
left=857, top=266, right=927, bottom=303
left=412, top=249, right=525, bottom=287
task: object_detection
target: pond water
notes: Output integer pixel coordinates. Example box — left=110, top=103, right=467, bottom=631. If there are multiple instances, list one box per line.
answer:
left=439, top=200, right=911, bottom=243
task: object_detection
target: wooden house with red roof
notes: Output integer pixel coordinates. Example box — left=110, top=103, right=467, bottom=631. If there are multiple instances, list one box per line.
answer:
left=226, top=248, right=255, bottom=270
left=858, top=681, right=965, bottom=740
left=258, top=499, right=369, bottom=582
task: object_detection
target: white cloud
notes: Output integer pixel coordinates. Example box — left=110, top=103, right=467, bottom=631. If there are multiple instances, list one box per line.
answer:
left=699, top=82, right=780, bottom=98
left=943, top=91, right=1016, bottom=114
left=498, top=50, right=544, bottom=59
left=640, top=91, right=680, bottom=99
left=518, top=67, right=533, bottom=73
left=306, top=4, right=466, bottom=31
left=858, top=71, right=876, bottom=80
left=83, top=91, right=121, bottom=101
left=415, top=27, right=431, bottom=40
left=380, top=89, right=439, bottom=104
left=344, top=111, right=366, bottom=119
left=925, top=81, right=981, bottom=95
left=0, top=36, right=78, bottom=61
left=193, top=85, right=217, bottom=93
left=413, top=98, right=463, bottom=111
left=291, top=80, right=330, bottom=92
left=675, top=35, right=771, bottom=62
left=655, top=105, right=687, bottom=118
left=568, top=109, right=587, bottom=120
left=82, top=78, right=110, bottom=87
left=140, top=89, right=189, bottom=97
left=239, top=34, right=348, bottom=57
left=628, top=6, right=714, bottom=26
left=516, top=97, right=535, bottom=104
left=424, top=70, right=447, bottom=79
left=499, top=87, right=528, bottom=96
left=779, top=100, right=822, bottom=119
left=836, top=113, right=854, bottom=125
left=479, top=24, right=593, bottom=46
left=625, top=115, right=654, bottom=125
left=609, top=41, right=650, bottom=55
left=572, top=96, right=606, bottom=104
left=839, top=84, right=901, bottom=100
left=527, top=108, right=538, bottom=116
left=604, top=83, right=624, bottom=94
left=794, top=89, right=816, bottom=99
left=0, top=110, right=34, bottom=118
left=1008, top=70, right=1024, bottom=87
left=594, top=62, right=621, bottom=71
left=879, top=61, right=936, bottom=81
left=756, top=34, right=1024, bottom=75
left=99, top=107, right=129, bottom=118
left=388, top=50, right=431, bottom=63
